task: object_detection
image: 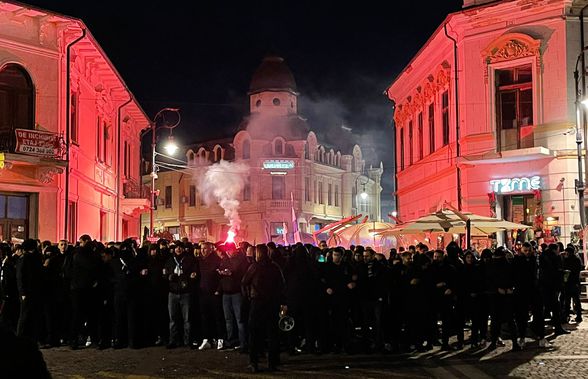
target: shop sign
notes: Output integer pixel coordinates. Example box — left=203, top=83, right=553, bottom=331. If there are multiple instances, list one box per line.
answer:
left=489, top=176, right=541, bottom=194
left=263, top=159, right=294, bottom=170
left=14, top=129, right=62, bottom=158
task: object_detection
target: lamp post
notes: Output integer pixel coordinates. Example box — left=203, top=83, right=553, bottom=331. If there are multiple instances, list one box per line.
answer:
left=574, top=52, right=586, bottom=229
left=354, top=172, right=369, bottom=217
left=148, top=108, right=181, bottom=239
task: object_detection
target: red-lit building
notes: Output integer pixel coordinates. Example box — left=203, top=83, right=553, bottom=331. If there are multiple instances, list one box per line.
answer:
left=0, top=1, right=149, bottom=243
left=388, top=0, right=588, bottom=245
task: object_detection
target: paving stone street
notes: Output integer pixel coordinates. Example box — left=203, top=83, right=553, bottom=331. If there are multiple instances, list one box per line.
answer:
left=43, top=308, right=588, bottom=379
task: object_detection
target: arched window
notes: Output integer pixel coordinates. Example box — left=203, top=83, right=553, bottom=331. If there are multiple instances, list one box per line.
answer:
left=274, top=139, right=283, bottom=155
left=0, top=64, right=34, bottom=149
left=242, top=139, right=250, bottom=159
left=214, top=146, right=222, bottom=162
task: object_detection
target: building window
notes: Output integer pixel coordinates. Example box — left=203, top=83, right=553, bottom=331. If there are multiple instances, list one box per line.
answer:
left=70, top=92, right=79, bottom=144
left=335, top=185, right=339, bottom=207
left=96, top=117, right=103, bottom=162
left=428, top=103, right=435, bottom=154
left=314, top=180, right=318, bottom=203
left=123, top=142, right=128, bottom=178
left=214, top=146, right=221, bottom=162
left=189, top=185, right=196, bottom=206
left=496, top=64, right=533, bottom=151
left=273, top=98, right=281, bottom=106
left=243, top=182, right=251, bottom=201
left=104, top=123, right=111, bottom=166
left=68, top=201, right=77, bottom=243
left=274, top=139, right=283, bottom=155
left=165, top=186, right=172, bottom=208
left=408, top=121, right=413, bottom=166
left=442, top=91, right=449, bottom=146
left=318, top=182, right=324, bottom=204
left=305, top=177, right=311, bottom=201
left=255, top=99, right=261, bottom=107
left=399, top=128, right=405, bottom=171
left=0, top=64, right=34, bottom=151
left=352, top=186, right=357, bottom=209
left=328, top=183, right=332, bottom=206
left=272, top=176, right=285, bottom=200
left=304, top=144, right=309, bottom=159
left=417, top=112, right=423, bottom=161
left=100, top=211, right=107, bottom=242
left=242, top=139, right=250, bottom=159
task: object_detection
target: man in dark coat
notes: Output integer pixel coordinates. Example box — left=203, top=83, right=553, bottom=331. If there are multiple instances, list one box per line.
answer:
left=197, top=242, right=224, bottom=350
left=562, top=246, right=583, bottom=323
left=242, top=244, right=286, bottom=372
left=0, top=243, right=19, bottom=332
left=16, top=239, right=44, bottom=342
left=165, top=242, right=199, bottom=348
left=218, top=243, right=247, bottom=349
left=70, top=235, right=101, bottom=349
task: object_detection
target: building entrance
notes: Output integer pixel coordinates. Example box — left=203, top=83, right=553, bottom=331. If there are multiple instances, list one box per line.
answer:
left=0, top=193, right=29, bottom=243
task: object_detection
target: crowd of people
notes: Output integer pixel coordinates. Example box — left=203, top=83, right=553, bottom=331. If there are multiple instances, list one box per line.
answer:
left=0, top=235, right=585, bottom=372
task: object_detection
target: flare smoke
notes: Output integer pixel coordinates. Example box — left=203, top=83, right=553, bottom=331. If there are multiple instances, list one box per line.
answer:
left=197, top=160, right=249, bottom=233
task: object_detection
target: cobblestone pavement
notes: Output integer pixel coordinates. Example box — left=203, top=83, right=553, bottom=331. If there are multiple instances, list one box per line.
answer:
left=43, top=310, right=588, bottom=378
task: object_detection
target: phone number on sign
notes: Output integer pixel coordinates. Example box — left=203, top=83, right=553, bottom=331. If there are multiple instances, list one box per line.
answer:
left=18, top=145, right=55, bottom=155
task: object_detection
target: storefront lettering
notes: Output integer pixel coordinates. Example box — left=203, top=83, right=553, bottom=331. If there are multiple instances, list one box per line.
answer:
left=263, top=159, right=294, bottom=169
left=489, top=176, right=541, bottom=193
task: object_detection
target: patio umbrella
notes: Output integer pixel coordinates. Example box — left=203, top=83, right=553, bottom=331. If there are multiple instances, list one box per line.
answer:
left=329, top=221, right=397, bottom=255
left=377, top=210, right=529, bottom=241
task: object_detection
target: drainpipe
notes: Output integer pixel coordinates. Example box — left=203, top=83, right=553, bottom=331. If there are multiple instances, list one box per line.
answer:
left=580, top=4, right=588, bottom=218
left=116, top=96, right=133, bottom=241
left=444, top=24, right=461, bottom=212
left=64, top=27, right=86, bottom=240
left=390, top=99, right=399, bottom=218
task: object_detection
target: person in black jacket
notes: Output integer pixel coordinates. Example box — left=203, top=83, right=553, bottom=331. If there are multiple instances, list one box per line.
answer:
left=562, top=246, right=583, bottom=323
left=513, top=242, right=547, bottom=349
left=70, top=235, right=101, bottom=349
left=322, top=247, right=356, bottom=353
left=0, top=243, right=19, bottom=332
left=165, top=242, right=199, bottom=348
left=16, top=239, right=44, bottom=343
left=111, top=241, right=143, bottom=349
left=218, top=243, right=247, bottom=349
left=0, top=320, right=51, bottom=379
left=541, top=245, right=569, bottom=335
left=430, top=250, right=457, bottom=351
left=41, top=244, right=65, bottom=348
left=242, top=244, right=286, bottom=373
left=462, top=251, right=484, bottom=347
left=197, top=242, right=224, bottom=350
left=357, top=247, right=388, bottom=352
left=488, top=248, right=519, bottom=351
left=146, top=243, right=169, bottom=346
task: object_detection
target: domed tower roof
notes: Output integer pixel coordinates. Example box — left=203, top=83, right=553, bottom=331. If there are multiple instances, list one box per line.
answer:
left=249, top=55, right=298, bottom=95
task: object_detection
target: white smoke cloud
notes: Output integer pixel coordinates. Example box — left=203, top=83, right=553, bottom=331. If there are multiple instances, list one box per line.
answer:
left=196, top=160, right=249, bottom=233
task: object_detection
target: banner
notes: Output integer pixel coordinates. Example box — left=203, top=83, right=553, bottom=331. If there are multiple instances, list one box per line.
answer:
left=14, top=129, right=61, bottom=158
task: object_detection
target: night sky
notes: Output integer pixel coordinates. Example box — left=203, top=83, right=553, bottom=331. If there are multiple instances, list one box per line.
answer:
left=26, top=0, right=464, bottom=215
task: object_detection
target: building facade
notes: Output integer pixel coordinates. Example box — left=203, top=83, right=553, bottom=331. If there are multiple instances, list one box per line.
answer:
left=0, top=1, right=149, bottom=243
left=143, top=56, right=382, bottom=243
left=388, top=0, right=588, bottom=244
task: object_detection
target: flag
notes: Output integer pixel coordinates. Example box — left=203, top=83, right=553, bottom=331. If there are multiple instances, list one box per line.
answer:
left=282, top=222, right=289, bottom=246
left=291, top=192, right=301, bottom=243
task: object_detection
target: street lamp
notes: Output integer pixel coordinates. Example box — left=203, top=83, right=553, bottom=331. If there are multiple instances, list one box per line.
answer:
left=573, top=50, right=587, bottom=228
left=355, top=173, right=370, bottom=216
left=148, top=108, right=181, bottom=239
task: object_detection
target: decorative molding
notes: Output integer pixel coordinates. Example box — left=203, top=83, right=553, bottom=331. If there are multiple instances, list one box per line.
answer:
left=36, top=166, right=63, bottom=184
left=482, top=33, right=541, bottom=82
